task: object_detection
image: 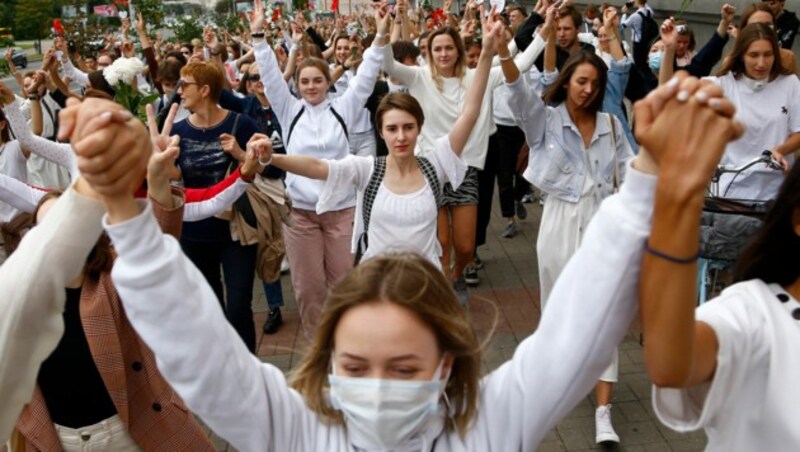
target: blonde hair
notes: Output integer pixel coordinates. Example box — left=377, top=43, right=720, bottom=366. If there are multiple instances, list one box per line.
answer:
left=426, top=28, right=468, bottom=92
left=290, top=253, right=482, bottom=435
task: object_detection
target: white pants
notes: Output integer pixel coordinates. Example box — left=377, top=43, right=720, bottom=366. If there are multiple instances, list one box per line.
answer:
left=54, top=414, right=140, bottom=452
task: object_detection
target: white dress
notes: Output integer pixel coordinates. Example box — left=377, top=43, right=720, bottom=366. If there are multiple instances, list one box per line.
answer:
left=317, top=135, right=466, bottom=267
left=536, top=150, right=601, bottom=306
left=653, top=279, right=800, bottom=450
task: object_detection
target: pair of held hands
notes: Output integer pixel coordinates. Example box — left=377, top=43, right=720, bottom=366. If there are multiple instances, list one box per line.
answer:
left=60, top=99, right=274, bottom=209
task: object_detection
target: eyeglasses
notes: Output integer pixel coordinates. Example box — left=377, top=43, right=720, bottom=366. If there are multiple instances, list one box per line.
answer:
left=177, top=80, right=198, bottom=89
left=247, top=74, right=261, bottom=82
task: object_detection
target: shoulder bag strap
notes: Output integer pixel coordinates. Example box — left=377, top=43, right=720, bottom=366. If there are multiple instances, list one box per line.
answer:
left=607, top=113, right=619, bottom=192
left=329, top=106, right=350, bottom=141
left=285, top=106, right=306, bottom=147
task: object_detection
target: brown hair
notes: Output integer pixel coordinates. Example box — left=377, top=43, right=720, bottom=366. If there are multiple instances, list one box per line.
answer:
left=180, top=61, right=225, bottom=102
left=0, top=212, right=33, bottom=255
left=543, top=50, right=608, bottom=115
left=375, top=92, right=426, bottom=131
left=32, top=192, right=114, bottom=281
left=392, top=41, right=421, bottom=63
left=426, top=27, right=467, bottom=91
left=0, top=108, right=10, bottom=143
left=717, top=23, right=790, bottom=80
left=739, top=3, right=774, bottom=29
left=290, top=253, right=482, bottom=435
left=559, top=5, right=583, bottom=30
left=295, top=57, right=332, bottom=84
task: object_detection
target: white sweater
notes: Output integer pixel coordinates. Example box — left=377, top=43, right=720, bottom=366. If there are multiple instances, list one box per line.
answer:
left=381, top=35, right=546, bottom=170
left=105, top=162, right=656, bottom=451
left=254, top=40, right=384, bottom=211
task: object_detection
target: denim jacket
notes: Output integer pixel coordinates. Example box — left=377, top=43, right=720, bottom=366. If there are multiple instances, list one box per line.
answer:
left=514, top=81, right=633, bottom=204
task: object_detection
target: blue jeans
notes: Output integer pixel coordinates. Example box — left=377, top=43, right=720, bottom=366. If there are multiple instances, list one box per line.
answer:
left=181, top=236, right=257, bottom=352
left=263, top=279, right=284, bottom=310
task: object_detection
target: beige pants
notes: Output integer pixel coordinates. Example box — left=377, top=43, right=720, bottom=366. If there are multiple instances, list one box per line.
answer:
left=54, top=414, right=140, bottom=452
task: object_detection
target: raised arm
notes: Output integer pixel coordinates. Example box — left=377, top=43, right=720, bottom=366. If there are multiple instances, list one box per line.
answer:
left=450, top=10, right=516, bottom=156
left=0, top=173, right=46, bottom=213
left=542, top=6, right=557, bottom=75
left=640, top=76, right=744, bottom=388
left=658, top=18, right=678, bottom=85
left=256, top=134, right=329, bottom=180
left=250, top=0, right=302, bottom=128
left=0, top=89, right=76, bottom=174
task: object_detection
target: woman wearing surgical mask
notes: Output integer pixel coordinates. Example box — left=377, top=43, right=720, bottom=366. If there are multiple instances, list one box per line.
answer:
left=80, top=70, right=743, bottom=451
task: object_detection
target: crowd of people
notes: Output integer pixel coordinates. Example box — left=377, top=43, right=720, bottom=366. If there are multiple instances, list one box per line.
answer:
left=0, top=0, right=798, bottom=450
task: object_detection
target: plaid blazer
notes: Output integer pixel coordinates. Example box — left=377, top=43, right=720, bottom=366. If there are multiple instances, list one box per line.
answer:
left=14, top=195, right=216, bottom=451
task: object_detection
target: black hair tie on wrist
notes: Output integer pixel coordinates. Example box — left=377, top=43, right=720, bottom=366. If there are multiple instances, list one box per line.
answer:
left=644, top=242, right=700, bottom=264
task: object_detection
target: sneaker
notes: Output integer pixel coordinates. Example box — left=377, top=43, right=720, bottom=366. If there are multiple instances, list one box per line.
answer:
left=262, top=308, right=283, bottom=335
left=515, top=201, right=528, bottom=220
left=464, top=263, right=479, bottom=286
left=521, top=193, right=535, bottom=204
left=453, top=278, right=469, bottom=306
left=280, top=256, right=290, bottom=273
left=474, top=253, right=484, bottom=270
left=501, top=221, right=518, bottom=238
left=595, top=405, right=620, bottom=444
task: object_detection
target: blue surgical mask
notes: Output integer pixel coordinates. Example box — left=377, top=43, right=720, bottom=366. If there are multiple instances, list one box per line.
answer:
left=648, top=51, right=664, bottom=72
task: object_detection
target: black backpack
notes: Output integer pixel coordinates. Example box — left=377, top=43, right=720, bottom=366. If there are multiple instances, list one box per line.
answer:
left=638, top=9, right=659, bottom=47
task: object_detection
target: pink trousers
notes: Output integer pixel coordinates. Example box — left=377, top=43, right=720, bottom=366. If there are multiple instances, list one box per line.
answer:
left=283, top=207, right=355, bottom=339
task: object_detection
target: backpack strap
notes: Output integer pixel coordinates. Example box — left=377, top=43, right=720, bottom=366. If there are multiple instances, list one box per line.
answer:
left=286, top=105, right=350, bottom=148
left=285, top=106, right=305, bottom=147
left=416, top=156, right=442, bottom=207
left=329, top=106, right=349, bottom=141
left=362, top=156, right=387, bottom=235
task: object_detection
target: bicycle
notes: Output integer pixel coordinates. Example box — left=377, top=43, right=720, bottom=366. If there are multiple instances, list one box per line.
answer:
left=697, top=150, right=784, bottom=305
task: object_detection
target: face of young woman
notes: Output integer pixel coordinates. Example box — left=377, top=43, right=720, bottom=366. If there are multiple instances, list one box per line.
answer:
left=743, top=39, right=775, bottom=80
left=297, top=66, right=330, bottom=106
left=333, top=301, right=450, bottom=381
left=380, top=109, right=420, bottom=158
left=335, top=37, right=351, bottom=64
left=565, top=63, right=601, bottom=110
left=430, top=34, right=459, bottom=73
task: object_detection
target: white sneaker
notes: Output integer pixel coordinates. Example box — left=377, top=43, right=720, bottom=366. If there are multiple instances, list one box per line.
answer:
left=595, top=404, right=620, bottom=444
left=280, top=255, right=290, bottom=273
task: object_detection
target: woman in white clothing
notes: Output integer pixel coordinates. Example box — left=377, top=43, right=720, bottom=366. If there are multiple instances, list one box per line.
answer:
left=252, top=13, right=518, bottom=272
left=0, top=107, right=30, bottom=223
left=250, top=0, right=388, bottom=338
left=515, top=9, right=633, bottom=442
left=669, top=22, right=799, bottom=200
left=640, top=75, right=800, bottom=451
left=380, top=14, right=546, bottom=298
left=72, top=71, right=744, bottom=452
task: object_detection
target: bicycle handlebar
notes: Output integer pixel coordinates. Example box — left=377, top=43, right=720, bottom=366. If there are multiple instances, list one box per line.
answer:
left=713, top=150, right=784, bottom=181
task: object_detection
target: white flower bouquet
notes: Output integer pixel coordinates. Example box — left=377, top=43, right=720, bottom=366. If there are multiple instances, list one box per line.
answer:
left=103, top=57, right=158, bottom=121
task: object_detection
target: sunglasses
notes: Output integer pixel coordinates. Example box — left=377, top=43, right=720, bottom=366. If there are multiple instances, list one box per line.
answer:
left=247, top=74, right=261, bottom=82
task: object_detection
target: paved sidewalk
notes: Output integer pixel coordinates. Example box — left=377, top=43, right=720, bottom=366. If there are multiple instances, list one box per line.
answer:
left=209, top=195, right=708, bottom=451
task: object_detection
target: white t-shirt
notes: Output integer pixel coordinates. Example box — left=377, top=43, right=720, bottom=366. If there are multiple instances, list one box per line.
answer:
left=0, top=140, right=28, bottom=222
left=705, top=73, right=800, bottom=200
left=317, top=135, right=466, bottom=266
left=653, top=280, right=800, bottom=450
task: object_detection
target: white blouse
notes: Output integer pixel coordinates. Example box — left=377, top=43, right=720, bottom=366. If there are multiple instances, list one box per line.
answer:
left=317, top=135, right=466, bottom=266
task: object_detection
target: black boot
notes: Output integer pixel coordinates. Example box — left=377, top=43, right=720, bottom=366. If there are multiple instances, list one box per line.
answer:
left=262, top=308, right=283, bottom=334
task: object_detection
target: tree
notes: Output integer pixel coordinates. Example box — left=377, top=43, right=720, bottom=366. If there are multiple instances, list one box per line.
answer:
left=169, top=15, right=204, bottom=44
left=14, top=0, right=54, bottom=40
left=131, top=0, right=165, bottom=30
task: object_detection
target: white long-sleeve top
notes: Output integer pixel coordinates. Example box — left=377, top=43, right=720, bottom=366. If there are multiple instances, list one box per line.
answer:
left=0, top=173, right=46, bottom=214
left=254, top=39, right=384, bottom=211
left=105, top=160, right=655, bottom=452
left=381, top=35, right=546, bottom=170
left=61, top=59, right=90, bottom=87
left=0, top=187, right=106, bottom=443
left=4, top=100, right=77, bottom=177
